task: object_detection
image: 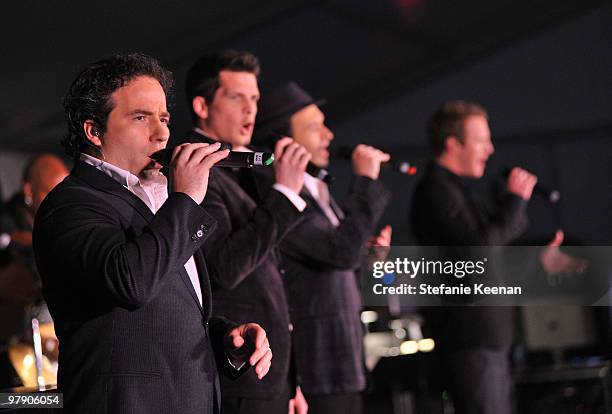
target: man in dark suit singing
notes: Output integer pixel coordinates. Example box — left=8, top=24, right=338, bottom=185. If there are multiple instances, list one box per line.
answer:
left=252, top=82, right=392, bottom=414
left=182, top=51, right=311, bottom=414
left=411, top=100, right=537, bottom=414
left=33, top=53, right=272, bottom=414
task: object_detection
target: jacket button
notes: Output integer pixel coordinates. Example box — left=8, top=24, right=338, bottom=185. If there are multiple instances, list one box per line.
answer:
left=279, top=268, right=286, bottom=275
left=196, top=229, right=204, bottom=238
left=288, top=323, right=293, bottom=332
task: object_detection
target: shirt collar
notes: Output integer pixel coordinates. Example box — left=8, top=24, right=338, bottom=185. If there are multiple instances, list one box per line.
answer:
left=303, top=173, right=320, bottom=198
left=79, top=153, right=141, bottom=189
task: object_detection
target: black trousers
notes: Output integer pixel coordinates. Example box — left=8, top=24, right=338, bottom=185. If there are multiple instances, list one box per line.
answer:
left=444, top=347, right=511, bottom=414
left=221, top=384, right=291, bottom=414
left=303, top=392, right=362, bottom=414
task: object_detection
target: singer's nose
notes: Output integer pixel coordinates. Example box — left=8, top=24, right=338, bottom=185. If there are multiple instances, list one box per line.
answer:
left=323, top=125, right=334, bottom=141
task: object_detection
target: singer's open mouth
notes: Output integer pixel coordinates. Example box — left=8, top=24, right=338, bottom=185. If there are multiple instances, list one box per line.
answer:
left=145, top=159, right=163, bottom=170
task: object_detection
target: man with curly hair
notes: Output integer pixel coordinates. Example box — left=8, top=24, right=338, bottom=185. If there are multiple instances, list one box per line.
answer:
left=33, top=53, right=273, bottom=413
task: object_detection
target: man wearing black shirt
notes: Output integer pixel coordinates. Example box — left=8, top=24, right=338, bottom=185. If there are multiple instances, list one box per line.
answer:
left=411, top=100, right=537, bottom=414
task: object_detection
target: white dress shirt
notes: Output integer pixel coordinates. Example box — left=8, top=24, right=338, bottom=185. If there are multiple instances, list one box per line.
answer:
left=302, top=173, right=340, bottom=227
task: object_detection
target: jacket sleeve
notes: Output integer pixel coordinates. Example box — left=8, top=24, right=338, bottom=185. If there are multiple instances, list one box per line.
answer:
left=417, top=180, right=528, bottom=246
left=34, top=190, right=217, bottom=310
left=281, top=176, right=391, bottom=270
left=200, top=176, right=306, bottom=290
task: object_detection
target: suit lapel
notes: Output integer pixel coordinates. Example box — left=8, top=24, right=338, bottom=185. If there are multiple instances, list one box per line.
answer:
left=74, top=161, right=207, bottom=315
left=72, top=162, right=154, bottom=222
left=328, top=194, right=345, bottom=221
left=301, top=186, right=344, bottom=223
left=178, top=265, right=206, bottom=317
left=193, top=251, right=212, bottom=318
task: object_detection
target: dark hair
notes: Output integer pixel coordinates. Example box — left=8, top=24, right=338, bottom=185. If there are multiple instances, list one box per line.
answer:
left=427, top=100, right=488, bottom=156
left=185, top=50, right=260, bottom=119
left=252, top=119, right=292, bottom=150
left=62, top=53, right=174, bottom=158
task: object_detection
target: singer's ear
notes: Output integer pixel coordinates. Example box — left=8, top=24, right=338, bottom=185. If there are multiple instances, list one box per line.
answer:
left=445, top=135, right=462, bottom=154
left=83, top=120, right=102, bottom=147
left=192, top=96, right=209, bottom=120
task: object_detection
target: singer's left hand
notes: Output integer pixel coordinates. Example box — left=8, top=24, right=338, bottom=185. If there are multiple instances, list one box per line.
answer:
left=226, top=323, right=272, bottom=380
left=352, top=144, right=390, bottom=180
left=540, top=229, right=589, bottom=276
left=368, top=225, right=392, bottom=262
left=369, top=225, right=392, bottom=247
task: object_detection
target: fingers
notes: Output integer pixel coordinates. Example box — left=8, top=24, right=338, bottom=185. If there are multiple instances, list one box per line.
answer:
left=353, top=144, right=390, bottom=163
left=297, top=148, right=312, bottom=170
left=232, top=334, right=245, bottom=349
left=352, top=144, right=390, bottom=179
left=507, top=167, right=538, bottom=200
left=171, top=142, right=193, bottom=166
left=370, top=225, right=392, bottom=246
left=248, top=327, right=269, bottom=366
left=510, top=167, right=537, bottom=187
left=188, top=142, right=223, bottom=163
left=548, top=229, right=564, bottom=247
left=185, top=142, right=222, bottom=165
left=200, top=147, right=230, bottom=169
left=171, top=142, right=214, bottom=169
left=381, top=225, right=392, bottom=240
left=274, top=137, right=294, bottom=161
left=289, top=399, right=296, bottom=414
left=278, top=142, right=309, bottom=166
left=251, top=323, right=267, bottom=349
left=253, top=346, right=272, bottom=379
left=172, top=142, right=229, bottom=170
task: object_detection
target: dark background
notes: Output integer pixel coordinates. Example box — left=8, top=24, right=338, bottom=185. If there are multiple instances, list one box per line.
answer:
left=0, top=0, right=610, bottom=244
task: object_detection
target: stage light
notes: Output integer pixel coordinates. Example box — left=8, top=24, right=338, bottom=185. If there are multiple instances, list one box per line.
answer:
left=400, top=340, right=419, bottom=355
left=361, top=310, right=379, bottom=324
left=417, top=338, right=435, bottom=352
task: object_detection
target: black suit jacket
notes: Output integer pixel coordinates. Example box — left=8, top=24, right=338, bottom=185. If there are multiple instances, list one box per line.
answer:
left=281, top=176, right=390, bottom=395
left=33, top=162, right=234, bottom=414
left=185, top=130, right=307, bottom=399
left=411, top=162, right=528, bottom=348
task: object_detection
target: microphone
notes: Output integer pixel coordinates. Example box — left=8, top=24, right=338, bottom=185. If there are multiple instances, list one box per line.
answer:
left=502, top=168, right=561, bottom=203
left=306, top=163, right=334, bottom=184
left=150, top=148, right=275, bottom=168
left=334, top=146, right=417, bottom=176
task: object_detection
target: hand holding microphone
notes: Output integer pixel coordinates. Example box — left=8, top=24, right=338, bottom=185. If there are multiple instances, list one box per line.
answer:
left=352, top=144, right=391, bottom=180
left=273, top=137, right=311, bottom=194
left=503, top=167, right=560, bottom=203
left=169, top=143, right=229, bottom=204
left=506, top=167, right=537, bottom=201
left=334, top=145, right=417, bottom=178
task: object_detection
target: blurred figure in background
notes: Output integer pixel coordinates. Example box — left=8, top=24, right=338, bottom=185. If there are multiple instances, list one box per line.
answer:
left=253, top=81, right=392, bottom=414
left=411, top=101, right=536, bottom=414
left=0, top=154, right=68, bottom=387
